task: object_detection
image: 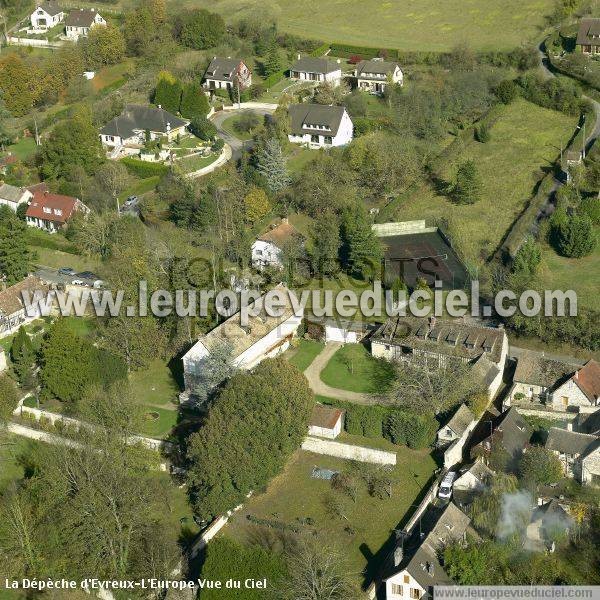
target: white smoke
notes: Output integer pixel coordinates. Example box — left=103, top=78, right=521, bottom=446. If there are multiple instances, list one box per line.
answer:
left=497, top=490, right=533, bottom=540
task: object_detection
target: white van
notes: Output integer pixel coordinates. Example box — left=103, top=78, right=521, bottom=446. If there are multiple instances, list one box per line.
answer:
left=438, top=471, right=457, bottom=500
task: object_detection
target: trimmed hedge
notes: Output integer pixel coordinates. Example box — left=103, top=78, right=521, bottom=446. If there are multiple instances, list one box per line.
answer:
left=310, top=43, right=331, bottom=57
left=321, top=398, right=437, bottom=449
left=121, top=157, right=169, bottom=178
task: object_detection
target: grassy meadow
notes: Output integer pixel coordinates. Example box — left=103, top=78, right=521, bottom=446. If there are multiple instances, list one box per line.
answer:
left=175, top=0, right=554, bottom=51
left=392, top=99, right=576, bottom=266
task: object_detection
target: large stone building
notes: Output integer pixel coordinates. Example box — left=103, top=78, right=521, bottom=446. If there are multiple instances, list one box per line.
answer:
left=182, top=285, right=303, bottom=399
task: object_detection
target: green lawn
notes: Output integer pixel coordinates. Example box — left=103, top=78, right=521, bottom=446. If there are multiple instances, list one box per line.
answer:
left=176, top=0, right=554, bottom=51
left=118, top=175, right=160, bottom=202
left=220, top=114, right=256, bottom=141
left=536, top=241, right=600, bottom=312
left=128, top=359, right=182, bottom=439
left=5, top=137, right=37, bottom=160
left=320, top=343, right=395, bottom=394
left=29, top=246, right=102, bottom=273
left=287, top=338, right=324, bottom=371
left=176, top=152, right=220, bottom=173
left=224, top=448, right=437, bottom=580
left=287, top=145, right=317, bottom=174
left=392, top=99, right=576, bottom=266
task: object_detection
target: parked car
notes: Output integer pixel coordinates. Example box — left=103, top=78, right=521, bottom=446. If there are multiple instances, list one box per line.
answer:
left=71, top=279, right=85, bottom=286
left=77, top=271, right=99, bottom=280
left=124, top=195, right=138, bottom=207
left=58, top=267, right=76, bottom=276
left=438, top=471, right=457, bottom=500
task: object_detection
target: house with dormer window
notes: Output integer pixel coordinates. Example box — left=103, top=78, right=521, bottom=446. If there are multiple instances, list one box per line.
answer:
left=26, top=190, right=89, bottom=233
left=202, top=57, right=252, bottom=91
left=30, top=1, right=64, bottom=30
left=290, top=56, right=342, bottom=86
left=64, top=8, right=106, bottom=40
left=288, top=103, right=353, bottom=148
left=577, top=18, right=600, bottom=55
left=354, top=58, right=403, bottom=94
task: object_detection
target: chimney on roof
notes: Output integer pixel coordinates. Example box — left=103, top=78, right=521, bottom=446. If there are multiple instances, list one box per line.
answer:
left=429, top=316, right=436, bottom=330
left=567, top=422, right=573, bottom=431
left=337, top=58, right=341, bottom=64
left=157, top=104, right=161, bottom=109
left=297, top=53, right=301, bottom=60
left=281, top=217, right=288, bottom=224
left=393, top=546, right=403, bottom=567
left=574, top=369, right=579, bottom=380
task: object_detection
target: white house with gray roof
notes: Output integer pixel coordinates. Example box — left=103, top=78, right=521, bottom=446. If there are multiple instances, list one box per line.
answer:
left=355, top=58, right=403, bottom=94
left=290, top=56, right=342, bottom=86
left=99, top=105, right=189, bottom=149
left=203, top=57, right=252, bottom=90
left=288, top=103, right=353, bottom=148
left=30, top=1, right=64, bottom=30
left=64, top=8, right=106, bottom=40
left=0, top=183, right=33, bottom=212
left=181, top=284, right=303, bottom=399
left=545, top=427, right=600, bottom=485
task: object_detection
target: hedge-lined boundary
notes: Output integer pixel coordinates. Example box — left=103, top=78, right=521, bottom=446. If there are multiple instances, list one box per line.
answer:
left=263, top=42, right=331, bottom=89
left=121, top=157, right=170, bottom=178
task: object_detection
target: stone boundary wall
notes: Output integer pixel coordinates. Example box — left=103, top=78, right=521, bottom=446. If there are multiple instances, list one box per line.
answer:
left=302, top=436, right=397, bottom=465
left=372, top=220, right=436, bottom=237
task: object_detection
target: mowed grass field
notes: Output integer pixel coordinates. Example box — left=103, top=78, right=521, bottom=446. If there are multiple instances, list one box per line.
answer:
left=394, top=99, right=576, bottom=265
left=175, top=0, right=553, bottom=51
left=537, top=242, right=600, bottom=312
left=224, top=449, right=437, bottom=579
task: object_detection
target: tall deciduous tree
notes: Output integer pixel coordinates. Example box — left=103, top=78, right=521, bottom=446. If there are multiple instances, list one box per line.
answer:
left=244, top=186, right=271, bottom=222
left=40, top=107, right=104, bottom=179
left=175, top=9, right=225, bottom=50
left=0, top=206, right=30, bottom=285
left=519, top=446, right=564, bottom=488
left=0, top=53, right=42, bottom=116
left=187, top=358, right=314, bottom=520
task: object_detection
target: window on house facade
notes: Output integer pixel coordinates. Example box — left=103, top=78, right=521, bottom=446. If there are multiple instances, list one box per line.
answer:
left=391, top=583, right=403, bottom=595
left=324, top=136, right=333, bottom=145
left=403, top=575, right=410, bottom=584
left=410, top=588, right=421, bottom=599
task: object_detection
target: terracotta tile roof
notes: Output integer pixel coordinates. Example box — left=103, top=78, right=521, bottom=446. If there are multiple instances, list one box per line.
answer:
left=258, top=220, right=303, bottom=248
left=0, top=276, right=49, bottom=317
left=26, top=190, right=79, bottom=225
left=26, top=182, right=49, bottom=195
left=574, top=360, right=600, bottom=404
left=310, top=404, right=344, bottom=430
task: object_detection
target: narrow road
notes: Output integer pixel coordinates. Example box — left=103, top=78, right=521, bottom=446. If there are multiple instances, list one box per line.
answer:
left=303, top=342, right=382, bottom=405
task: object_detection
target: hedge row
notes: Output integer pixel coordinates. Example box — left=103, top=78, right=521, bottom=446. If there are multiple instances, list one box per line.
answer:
left=321, top=399, right=438, bottom=450
left=121, top=157, right=170, bottom=178
left=310, top=43, right=331, bottom=57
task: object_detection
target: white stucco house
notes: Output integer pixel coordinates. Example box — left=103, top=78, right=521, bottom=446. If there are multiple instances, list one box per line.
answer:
left=308, top=405, right=344, bottom=439
left=437, top=403, right=477, bottom=469
left=251, top=218, right=304, bottom=270
left=289, top=56, right=342, bottom=86
left=30, top=1, right=64, bottom=30
left=354, top=58, right=403, bottom=94
left=99, top=105, right=189, bottom=149
left=182, top=284, right=304, bottom=398
left=64, top=8, right=106, bottom=40
left=0, top=183, right=33, bottom=212
left=203, top=57, right=252, bottom=90
left=288, top=104, right=353, bottom=149
left=454, top=460, right=494, bottom=493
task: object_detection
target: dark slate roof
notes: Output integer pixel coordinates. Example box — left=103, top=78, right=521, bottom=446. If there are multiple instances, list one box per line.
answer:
left=479, top=407, right=532, bottom=458
left=65, top=8, right=100, bottom=27
left=37, top=1, right=63, bottom=17
left=576, top=411, right=600, bottom=436
left=100, top=105, right=188, bottom=138
left=288, top=103, right=347, bottom=137
left=383, top=503, right=470, bottom=590
left=291, top=57, right=340, bottom=75
left=355, top=59, right=400, bottom=79
left=445, top=404, right=475, bottom=437
left=545, top=427, right=600, bottom=457
left=513, top=353, right=575, bottom=389
left=204, top=57, right=245, bottom=83
left=577, top=18, right=600, bottom=46
left=372, top=317, right=506, bottom=365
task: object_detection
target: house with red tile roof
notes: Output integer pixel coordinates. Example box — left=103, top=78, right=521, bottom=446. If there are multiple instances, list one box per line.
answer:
left=251, top=218, right=305, bottom=269
left=551, top=359, right=600, bottom=412
left=25, top=189, right=89, bottom=233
